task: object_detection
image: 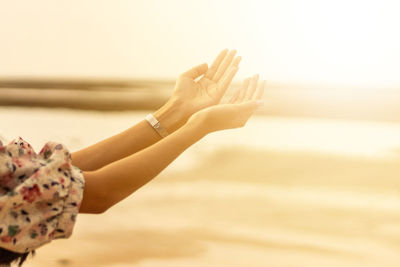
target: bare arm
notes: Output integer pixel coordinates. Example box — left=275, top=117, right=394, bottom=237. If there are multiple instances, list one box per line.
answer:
left=71, top=49, right=240, bottom=171
left=79, top=119, right=206, bottom=213
left=79, top=76, right=265, bottom=214
left=70, top=102, right=185, bottom=171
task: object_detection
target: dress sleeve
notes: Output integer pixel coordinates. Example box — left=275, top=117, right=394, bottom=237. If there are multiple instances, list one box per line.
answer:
left=0, top=137, right=85, bottom=253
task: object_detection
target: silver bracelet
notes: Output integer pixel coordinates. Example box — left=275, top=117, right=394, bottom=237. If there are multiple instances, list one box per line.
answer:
left=145, top=113, right=169, bottom=138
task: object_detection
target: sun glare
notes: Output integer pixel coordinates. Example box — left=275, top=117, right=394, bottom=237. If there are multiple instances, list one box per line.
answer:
left=1, top=0, right=400, bottom=87
left=240, top=0, right=400, bottom=87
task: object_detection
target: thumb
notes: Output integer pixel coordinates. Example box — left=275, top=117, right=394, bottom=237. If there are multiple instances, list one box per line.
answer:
left=230, top=100, right=264, bottom=129
left=181, top=63, right=208, bottom=79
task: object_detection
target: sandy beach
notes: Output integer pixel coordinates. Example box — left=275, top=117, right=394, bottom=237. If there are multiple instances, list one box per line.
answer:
left=3, top=0, right=400, bottom=265
left=1, top=106, right=400, bottom=267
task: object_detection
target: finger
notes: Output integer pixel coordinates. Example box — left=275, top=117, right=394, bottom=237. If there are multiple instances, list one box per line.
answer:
left=231, top=56, right=242, bottom=68
left=204, top=49, right=228, bottom=79
left=217, top=67, right=239, bottom=99
left=229, top=87, right=241, bottom=104
left=253, top=80, right=266, bottom=100
left=245, top=74, right=259, bottom=100
left=212, top=50, right=237, bottom=82
left=236, top=77, right=251, bottom=103
left=218, top=56, right=241, bottom=86
left=181, top=63, right=208, bottom=79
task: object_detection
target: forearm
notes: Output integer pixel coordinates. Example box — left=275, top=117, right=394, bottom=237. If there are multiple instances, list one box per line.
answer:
left=71, top=100, right=189, bottom=171
left=79, top=119, right=206, bottom=213
left=71, top=49, right=239, bottom=172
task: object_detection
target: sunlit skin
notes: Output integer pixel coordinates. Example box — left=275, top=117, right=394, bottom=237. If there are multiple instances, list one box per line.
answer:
left=71, top=49, right=241, bottom=171
left=71, top=50, right=265, bottom=213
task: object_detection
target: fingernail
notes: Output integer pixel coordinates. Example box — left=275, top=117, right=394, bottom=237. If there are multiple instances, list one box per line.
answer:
left=256, top=100, right=264, bottom=106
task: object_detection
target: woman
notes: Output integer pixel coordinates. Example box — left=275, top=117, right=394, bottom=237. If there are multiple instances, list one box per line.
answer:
left=0, top=49, right=265, bottom=266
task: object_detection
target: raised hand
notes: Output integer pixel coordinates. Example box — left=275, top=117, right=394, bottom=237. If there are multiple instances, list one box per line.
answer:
left=168, top=49, right=241, bottom=119
left=187, top=75, right=266, bottom=134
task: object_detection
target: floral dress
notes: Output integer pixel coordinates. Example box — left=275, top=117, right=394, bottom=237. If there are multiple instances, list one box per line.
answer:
left=0, top=137, right=85, bottom=253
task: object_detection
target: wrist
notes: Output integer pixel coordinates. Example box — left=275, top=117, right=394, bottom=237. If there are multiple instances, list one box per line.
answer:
left=186, top=112, right=212, bottom=137
left=153, top=99, right=190, bottom=133
left=184, top=116, right=209, bottom=139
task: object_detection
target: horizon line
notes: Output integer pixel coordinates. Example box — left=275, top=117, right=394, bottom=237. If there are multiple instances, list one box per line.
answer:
left=1, top=76, right=400, bottom=91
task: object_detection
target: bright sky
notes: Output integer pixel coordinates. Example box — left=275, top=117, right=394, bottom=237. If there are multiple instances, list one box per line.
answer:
left=1, top=0, right=400, bottom=86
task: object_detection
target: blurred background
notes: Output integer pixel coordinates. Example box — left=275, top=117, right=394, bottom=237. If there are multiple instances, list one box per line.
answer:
left=1, top=0, right=400, bottom=266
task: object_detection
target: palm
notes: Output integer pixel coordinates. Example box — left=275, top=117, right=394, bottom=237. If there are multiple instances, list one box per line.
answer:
left=174, top=77, right=218, bottom=110
left=188, top=74, right=266, bottom=133
left=170, top=49, right=241, bottom=115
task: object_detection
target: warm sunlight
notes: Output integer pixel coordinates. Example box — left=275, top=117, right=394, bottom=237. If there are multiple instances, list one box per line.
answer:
left=2, top=1, right=400, bottom=267
left=1, top=0, right=400, bottom=87
left=240, top=0, right=400, bottom=86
